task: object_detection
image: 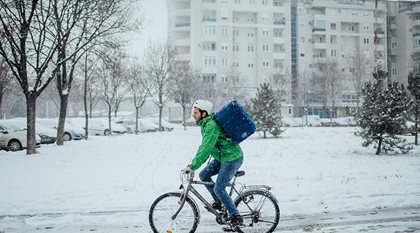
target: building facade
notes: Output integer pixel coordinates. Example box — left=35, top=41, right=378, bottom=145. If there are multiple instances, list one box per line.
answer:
left=167, top=0, right=388, bottom=118
left=387, top=1, right=420, bottom=85
left=295, top=0, right=387, bottom=117
left=167, top=0, right=292, bottom=103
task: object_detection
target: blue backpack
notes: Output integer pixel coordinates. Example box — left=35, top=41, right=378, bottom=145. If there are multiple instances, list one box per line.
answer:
left=215, top=100, right=256, bottom=144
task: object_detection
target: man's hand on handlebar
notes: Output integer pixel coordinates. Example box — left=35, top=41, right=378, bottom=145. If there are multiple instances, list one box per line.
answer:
left=182, top=166, right=193, bottom=175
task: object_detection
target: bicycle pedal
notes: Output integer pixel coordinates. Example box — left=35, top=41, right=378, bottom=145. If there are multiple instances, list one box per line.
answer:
left=222, top=227, right=236, bottom=232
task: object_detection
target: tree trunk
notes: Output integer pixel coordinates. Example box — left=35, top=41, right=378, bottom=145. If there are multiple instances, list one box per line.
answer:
left=108, top=104, right=112, bottom=135
left=56, top=94, right=69, bottom=145
left=182, top=105, right=187, bottom=130
left=26, top=95, right=37, bottom=155
left=84, top=55, right=89, bottom=139
left=376, top=136, right=382, bottom=155
left=135, top=106, right=139, bottom=134
left=159, top=104, right=163, bottom=131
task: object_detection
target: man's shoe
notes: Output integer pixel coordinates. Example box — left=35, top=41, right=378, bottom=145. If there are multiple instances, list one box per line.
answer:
left=211, top=201, right=224, bottom=211
left=230, top=215, right=243, bottom=227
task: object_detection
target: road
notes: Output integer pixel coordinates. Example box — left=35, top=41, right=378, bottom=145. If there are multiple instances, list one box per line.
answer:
left=1, top=206, right=419, bottom=232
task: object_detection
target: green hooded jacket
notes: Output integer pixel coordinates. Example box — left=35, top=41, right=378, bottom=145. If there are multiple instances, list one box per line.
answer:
left=189, top=113, right=243, bottom=171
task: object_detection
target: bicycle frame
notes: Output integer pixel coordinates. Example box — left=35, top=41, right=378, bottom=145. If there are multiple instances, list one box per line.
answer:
left=171, top=172, right=241, bottom=221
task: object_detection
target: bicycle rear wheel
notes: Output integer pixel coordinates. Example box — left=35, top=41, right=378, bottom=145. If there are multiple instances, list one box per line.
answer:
left=149, top=192, right=199, bottom=233
left=234, top=189, right=280, bottom=233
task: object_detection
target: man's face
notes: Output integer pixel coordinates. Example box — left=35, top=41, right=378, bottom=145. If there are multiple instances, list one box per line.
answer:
left=193, top=107, right=204, bottom=122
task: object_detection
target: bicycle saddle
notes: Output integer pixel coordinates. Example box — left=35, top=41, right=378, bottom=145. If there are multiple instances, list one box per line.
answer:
left=235, top=170, right=245, bottom=177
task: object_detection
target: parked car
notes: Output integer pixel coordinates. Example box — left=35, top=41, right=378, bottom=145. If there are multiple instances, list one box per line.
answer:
left=145, top=117, right=175, bottom=131
left=88, top=118, right=126, bottom=136
left=0, top=121, right=41, bottom=151
left=37, top=118, right=84, bottom=141
left=5, top=118, right=56, bottom=144
left=114, top=118, right=137, bottom=134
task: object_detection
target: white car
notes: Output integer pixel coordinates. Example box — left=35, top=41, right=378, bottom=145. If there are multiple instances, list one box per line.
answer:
left=88, top=118, right=126, bottom=136
left=37, top=118, right=84, bottom=141
left=0, top=122, right=41, bottom=151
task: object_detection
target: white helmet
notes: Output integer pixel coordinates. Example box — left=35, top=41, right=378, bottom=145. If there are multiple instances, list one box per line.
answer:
left=193, top=100, right=213, bottom=114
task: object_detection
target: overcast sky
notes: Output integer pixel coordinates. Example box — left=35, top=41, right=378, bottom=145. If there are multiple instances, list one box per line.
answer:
left=126, top=0, right=168, bottom=59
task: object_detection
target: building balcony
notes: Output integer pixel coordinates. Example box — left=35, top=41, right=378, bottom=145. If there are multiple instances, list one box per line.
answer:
left=173, top=8, right=190, bottom=17
left=312, top=28, right=326, bottom=33
left=313, top=42, right=327, bottom=50
left=273, top=52, right=286, bottom=60
left=273, top=37, right=286, bottom=44
left=414, top=32, right=420, bottom=37
left=273, top=19, right=286, bottom=25
left=173, top=38, right=190, bottom=46
left=175, top=53, right=190, bottom=61
left=175, top=22, right=190, bottom=28
left=202, top=16, right=217, bottom=23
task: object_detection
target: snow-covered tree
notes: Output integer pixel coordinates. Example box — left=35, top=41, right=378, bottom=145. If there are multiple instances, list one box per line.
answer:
left=356, top=69, right=413, bottom=155
left=408, top=73, right=420, bottom=145
left=250, top=83, right=284, bottom=138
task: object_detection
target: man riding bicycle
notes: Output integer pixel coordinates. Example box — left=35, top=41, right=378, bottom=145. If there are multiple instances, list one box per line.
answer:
left=184, top=99, right=244, bottom=227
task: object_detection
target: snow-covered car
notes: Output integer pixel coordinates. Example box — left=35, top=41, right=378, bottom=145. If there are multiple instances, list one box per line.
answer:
left=114, top=118, right=137, bottom=134
left=0, top=121, right=41, bottom=151
left=145, top=117, right=175, bottom=131
left=88, top=118, right=126, bottom=136
left=37, top=118, right=84, bottom=141
left=5, top=118, right=56, bottom=144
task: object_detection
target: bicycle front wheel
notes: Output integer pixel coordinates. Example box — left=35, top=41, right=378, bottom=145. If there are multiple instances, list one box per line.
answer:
left=149, top=192, right=199, bottom=233
left=235, top=189, right=280, bottom=233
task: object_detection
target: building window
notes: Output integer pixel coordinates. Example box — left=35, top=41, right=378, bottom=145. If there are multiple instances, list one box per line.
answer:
left=364, top=38, right=369, bottom=44
left=248, top=32, right=254, bottom=37
left=391, top=67, right=397, bottom=76
left=262, top=29, right=269, bottom=37
left=391, top=42, right=397, bottom=49
left=221, top=44, right=229, bottom=51
left=262, top=0, right=268, bottom=5
left=331, top=49, right=337, bottom=57
left=248, top=44, right=254, bottom=52
left=330, top=35, right=337, bottom=44
left=204, top=56, right=216, bottom=66
left=221, top=26, right=229, bottom=35
left=235, top=0, right=241, bottom=3
left=248, top=63, right=254, bottom=68
left=364, top=24, right=369, bottom=32
left=233, top=44, right=239, bottom=52
left=330, top=23, right=336, bottom=30
left=203, top=26, right=216, bottom=35
left=262, top=44, right=269, bottom=52
left=233, top=28, right=239, bottom=37
left=222, top=58, right=229, bottom=66
left=352, top=11, right=357, bottom=16
left=203, top=74, right=215, bottom=82
left=415, top=38, right=420, bottom=47
left=262, top=60, right=269, bottom=68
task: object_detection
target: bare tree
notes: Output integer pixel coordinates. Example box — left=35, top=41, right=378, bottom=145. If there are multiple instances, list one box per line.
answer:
left=52, top=0, right=139, bottom=145
left=143, top=41, right=175, bottom=131
left=99, top=47, right=127, bottom=135
left=0, top=58, right=12, bottom=118
left=0, top=1, right=64, bottom=154
left=168, top=61, right=200, bottom=130
left=347, top=53, right=372, bottom=108
left=268, top=69, right=291, bottom=103
left=127, top=58, right=148, bottom=133
left=312, top=58, right=341, bottom=120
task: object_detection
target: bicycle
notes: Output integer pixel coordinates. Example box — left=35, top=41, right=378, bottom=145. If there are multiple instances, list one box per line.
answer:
left=148, top=170, right=280, bottom=233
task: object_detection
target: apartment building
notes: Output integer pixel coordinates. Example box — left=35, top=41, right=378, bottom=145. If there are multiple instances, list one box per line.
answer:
left=167, top=0, right=292, bottom=102
left=295, top=0, right=387, bottom=117
left=387, top=1, right=420, bottom=85
left=167, top=0, right=387, bottom=117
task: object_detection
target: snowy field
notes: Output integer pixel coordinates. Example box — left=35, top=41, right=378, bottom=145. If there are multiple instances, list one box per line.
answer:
left=0, top=126, right=420, bottom=232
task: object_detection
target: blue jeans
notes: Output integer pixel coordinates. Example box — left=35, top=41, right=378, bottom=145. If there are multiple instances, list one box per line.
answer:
left=199, top=156, right=243, bottom=217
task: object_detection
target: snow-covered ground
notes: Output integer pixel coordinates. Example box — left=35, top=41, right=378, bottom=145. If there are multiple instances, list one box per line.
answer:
left=1, top=126, right=419, bottom=232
